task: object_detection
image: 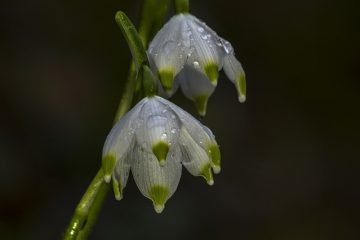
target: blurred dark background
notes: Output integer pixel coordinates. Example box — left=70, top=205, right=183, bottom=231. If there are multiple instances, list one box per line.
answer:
left=1, top=0, right=359, bottom=239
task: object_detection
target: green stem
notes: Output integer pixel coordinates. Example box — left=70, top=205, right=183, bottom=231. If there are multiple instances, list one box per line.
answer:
left=113, top=63, right=136, bottom=123
left=174, top=0, right=189, bottom=14
left=63, top=169, right=109, bottom=240
left=138, top=0, right=171, bottom=45
left=113, top=0, right=170, bottom=122
left=141, top=65, right=157, bottom=97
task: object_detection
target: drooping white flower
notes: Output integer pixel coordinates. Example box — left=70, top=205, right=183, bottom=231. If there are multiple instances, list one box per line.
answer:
left=102, top=96, right=221, bottom=213
left=147, top=13, right=246, bottom=114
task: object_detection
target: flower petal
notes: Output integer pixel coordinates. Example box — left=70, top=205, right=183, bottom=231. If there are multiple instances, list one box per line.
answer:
left=102, top=99, right=146, bottom=182
left=112, top=154, right=131, bottom=200
left=148, top=15, right=190, bottom=92
left=185, top=14, right=225, bottom=85
left=156, top=97, right=221, bottom=172
left=130, top=144, right=182, bottom=213
left=223, top=54, right=246, bottom=102
left=179, top=128, right=214, bottom=185
left=177, top=66, right=215, bottom=116
left=135, top=97, right=181, bottom=165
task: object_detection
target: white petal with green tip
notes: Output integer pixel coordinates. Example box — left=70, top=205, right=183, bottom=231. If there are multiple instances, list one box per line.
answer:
left=130, top=144, right=182, bottom=213
left=223, top=54, right=246, bottom=102
left=179, top=128, right=214, bottom=185
left=135, top=98, right=181, bottom=164
left=102, top=101, right=143, bottom=182
left=177, top=66, right=215, bottom=116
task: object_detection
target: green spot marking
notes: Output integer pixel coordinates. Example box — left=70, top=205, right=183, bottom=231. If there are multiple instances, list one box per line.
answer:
left=102, top=154, right=116, bottom=181
left=194, top=94, right=209, bottom=116
left=200, top=163, right=214, bottom=185
left=159, top=69, right=174, bottom=92
left=149, top=185, right=169, bottom=213
left=152, top=141, right=170, bottom=165
left=236, top=73, right=246, bottom=102
left=112, top=178, right=123, bottom=200
left=208, top=144, right=221, bottom=168
left=204, top=63, right=219, bottom=86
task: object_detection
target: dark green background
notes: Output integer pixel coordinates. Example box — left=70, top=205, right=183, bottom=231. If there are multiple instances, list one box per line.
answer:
left=1, top=0, right=359, bottom=239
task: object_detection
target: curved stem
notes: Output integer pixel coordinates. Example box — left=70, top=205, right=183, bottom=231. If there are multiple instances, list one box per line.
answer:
left=174, top=0, right=189, bottom=14
left=63, top=169, right=109, bottom=240
left=113, top=62, right=136, bottom=123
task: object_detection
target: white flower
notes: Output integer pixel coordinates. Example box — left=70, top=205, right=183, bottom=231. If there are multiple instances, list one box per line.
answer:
left=147, top=13, right=246, bottom=114
left=102, top=96, right=221, bottom=213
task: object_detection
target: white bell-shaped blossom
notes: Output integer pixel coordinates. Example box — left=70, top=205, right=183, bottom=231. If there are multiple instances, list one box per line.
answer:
left=102, top=96, right=221, bottom=213
left=148, top=13, right=246, bottom=113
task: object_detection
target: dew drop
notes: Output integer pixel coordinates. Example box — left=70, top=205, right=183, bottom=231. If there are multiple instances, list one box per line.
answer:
left=222, top=40, right=234, bottom=54
left=163, top=41, right=177, bottom=55
left=171, top=128, right=177, bottom=134
left=193, top=61, right=200, bottom=67
left=197, top=27, right=204, bottom=33
left=161, top=133, right=167, bottom=139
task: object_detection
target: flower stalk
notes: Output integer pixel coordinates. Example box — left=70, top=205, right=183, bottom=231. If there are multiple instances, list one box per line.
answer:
left=63, top=169, right=109, bottom=240
left=63, top=1, right=171, bottom=239
left=174, top=0, right=189, bottom=14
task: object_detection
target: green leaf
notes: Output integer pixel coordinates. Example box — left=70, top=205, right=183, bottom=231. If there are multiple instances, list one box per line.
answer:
left=115, top=11, right=148, bottom=71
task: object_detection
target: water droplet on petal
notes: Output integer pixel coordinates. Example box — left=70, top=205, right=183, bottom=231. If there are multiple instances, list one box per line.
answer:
left=197, top=27, right=204, bottom=33
left=171, top=128, right=177, bottom=134
left=222, top=40, right=234, bottom=54
left=163, top=41, right=177, bottom=55
left=161, top=133, right=167, bottom=139
left=193, top=61, right=200, bottom=67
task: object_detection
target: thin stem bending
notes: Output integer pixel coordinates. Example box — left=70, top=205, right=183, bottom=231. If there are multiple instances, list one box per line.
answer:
left=63, top=169, right=109, bottom=240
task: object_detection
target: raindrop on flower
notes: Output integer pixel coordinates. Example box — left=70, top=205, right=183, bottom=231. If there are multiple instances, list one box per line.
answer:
left=193, top=61, right=200, bottom=67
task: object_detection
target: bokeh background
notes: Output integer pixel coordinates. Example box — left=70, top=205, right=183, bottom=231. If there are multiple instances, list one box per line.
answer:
left=1, top=0, right=359, bottom=239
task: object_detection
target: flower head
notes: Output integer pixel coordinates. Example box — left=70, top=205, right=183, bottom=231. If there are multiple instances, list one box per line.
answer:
left=148, top=13, right=246, bottom=115
left=102, top=96, right=220, bottom=213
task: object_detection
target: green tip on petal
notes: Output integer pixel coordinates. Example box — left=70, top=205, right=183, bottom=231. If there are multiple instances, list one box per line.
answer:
left=236, top=73, right=246, bottom=103
left=208, top=144, right=221, bottom=174
left=200, top=163, right=214, bottom=185
left=159, top=68, right=174, bottom=93
left=152, top=141, right=170, bottom=166
left=204, top=63, right=219, bottom=86
left=102, top=154, right=116, bottom=183
left=149, top=185, right=169, bottom=214
left=212, top=165, right=221, bottom=174
left=194, top=94, right=210, bottom=116
left=112, top=178, right=123, bottom=201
